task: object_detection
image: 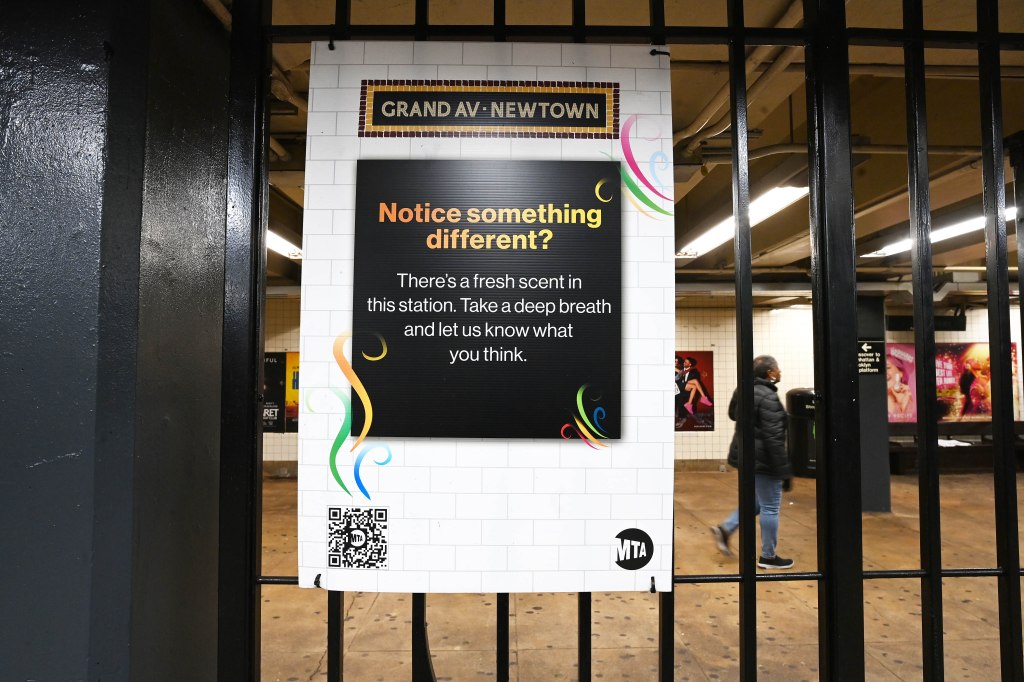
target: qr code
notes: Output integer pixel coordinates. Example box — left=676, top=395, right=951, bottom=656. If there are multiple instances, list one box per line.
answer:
left=327, top=507, right=388, bottom=569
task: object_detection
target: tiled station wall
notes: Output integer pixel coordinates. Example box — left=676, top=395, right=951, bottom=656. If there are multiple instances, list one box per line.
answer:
left=674, top=307, right=816, bottom=462
left=269, top=299, right=1023, bottom=463
left=675, top=305, right=1023, bottom=462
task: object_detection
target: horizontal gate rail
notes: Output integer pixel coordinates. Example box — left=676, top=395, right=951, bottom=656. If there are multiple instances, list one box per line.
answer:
left=265, top=23, right=1023, bottom=48
left=258, top=576, right=299, bottom=585
left=674, top=572, right=822, bottom=584
left=258, top=568, right=1024, bottom=586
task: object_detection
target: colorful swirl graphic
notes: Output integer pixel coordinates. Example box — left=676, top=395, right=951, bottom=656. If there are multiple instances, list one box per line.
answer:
left=648, top=150, right=671, bottom=192
left=302, top=333, right=393, bottom=499
left=560, top=384, right=610, bottom=449
left=353, top=444, right=393, bottom=500
left=304, top=386, right=354, bottom=496
left=333, top=334, right=373, bottom=452
left=617, top=114, right=673, bottom=217
left=362, top=333, right=388, bottom=361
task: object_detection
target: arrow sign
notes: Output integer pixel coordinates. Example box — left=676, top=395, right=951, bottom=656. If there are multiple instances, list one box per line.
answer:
left=857, top=340, right=884, bottom=374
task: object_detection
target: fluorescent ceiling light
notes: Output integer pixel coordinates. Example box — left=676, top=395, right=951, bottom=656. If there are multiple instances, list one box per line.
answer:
left=676, top=185, right=810, bottom=259
left=862, top=206, right=1018, bottom=258
left=267, top=230, right=303, bottom=260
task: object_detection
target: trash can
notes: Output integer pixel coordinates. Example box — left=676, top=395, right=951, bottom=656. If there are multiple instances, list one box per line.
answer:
left=786, top=388, right=817, bottom=478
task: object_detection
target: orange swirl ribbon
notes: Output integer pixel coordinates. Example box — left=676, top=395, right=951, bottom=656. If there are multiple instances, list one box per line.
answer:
left=332, top=334, right=373, bottom=452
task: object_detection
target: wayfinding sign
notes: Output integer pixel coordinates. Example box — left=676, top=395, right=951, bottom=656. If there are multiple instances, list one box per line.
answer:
left=858, top=340, right=884, bottom=375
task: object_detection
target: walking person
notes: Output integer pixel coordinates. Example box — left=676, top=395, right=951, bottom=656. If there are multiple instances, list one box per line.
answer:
left=959, top=359, right=976, bottom=418
left=710, top=355, right=795, bottom=569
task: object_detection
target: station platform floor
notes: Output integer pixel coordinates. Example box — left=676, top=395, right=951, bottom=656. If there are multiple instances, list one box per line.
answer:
left=261, top=468, right=1018, bottom=680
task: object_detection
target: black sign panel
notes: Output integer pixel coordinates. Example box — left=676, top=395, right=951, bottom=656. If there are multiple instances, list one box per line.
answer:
left=351, top=159, right=621, bottom=439
left=263, top=352, right=286, bottom=432
left=857, top=341, right=884, bottom=374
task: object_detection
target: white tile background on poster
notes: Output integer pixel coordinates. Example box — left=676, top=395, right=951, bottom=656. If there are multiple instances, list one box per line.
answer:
left=296, top=41, right=676, bottom=593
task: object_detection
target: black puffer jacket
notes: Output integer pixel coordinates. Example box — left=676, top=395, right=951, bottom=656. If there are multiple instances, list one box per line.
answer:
left=726, top=377, right=791, bottom=480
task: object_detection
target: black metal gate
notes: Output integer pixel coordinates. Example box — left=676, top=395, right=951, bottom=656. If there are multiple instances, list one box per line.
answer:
left=218, top=1, right=1024, bottom=679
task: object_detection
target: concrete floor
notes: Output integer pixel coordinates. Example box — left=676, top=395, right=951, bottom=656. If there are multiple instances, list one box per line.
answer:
left=261, top=469, right=1018, bottom=680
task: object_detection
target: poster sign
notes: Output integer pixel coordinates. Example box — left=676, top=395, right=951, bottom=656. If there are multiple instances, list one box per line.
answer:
left=886, top=342, right=1020, bottom=422
left=262, top=352, right=286, bottom=432
left=675, top=351, right=714, bottom=431
left=885, top=344, right=917, bottom=422
left=351, top=159, right=620, bottom=439
left=263, top=352, right=300, bottom=433
left=285, top=351, right=300, bottom=432
left=299, top=41, right=675, bottom=594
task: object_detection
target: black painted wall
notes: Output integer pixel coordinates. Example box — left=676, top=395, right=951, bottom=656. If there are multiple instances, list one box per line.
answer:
left=0, top=1, right=230, bottom=679
left=0, top=4, right=116, bottom=677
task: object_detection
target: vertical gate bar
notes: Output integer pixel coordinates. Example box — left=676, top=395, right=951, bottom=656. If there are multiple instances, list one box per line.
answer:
left=414, top=0, right=428, bottom=41
left=572, top=0, right=585, bottom=43
left=803, top=0, right=866, bottom=679
left=412, top=593, right=437, bottom=681
left=649, top=0, right=666, bottom=46
left=658, top=590, right=674, bottom=680
left=494, top=0, right=507, bottom=42
left=726, top=1, right=757, bottom=679
left=578, top=592, right=592, bottom=680
left=496, top=593, right=509, bottom=682
left=333, top=0, right=350, bottom=40
left=977, top=2, right=1024, bottom=679
left=328, top=591, right=344, bottom=681
left=902, top=1, right=945, bottom=678
left=219, top=0, right=270, bottom=679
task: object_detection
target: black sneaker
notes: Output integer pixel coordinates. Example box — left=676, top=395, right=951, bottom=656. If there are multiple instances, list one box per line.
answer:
left=757, top=555, right=795, bottom=570
left=710, top=526, right=732, bottom=556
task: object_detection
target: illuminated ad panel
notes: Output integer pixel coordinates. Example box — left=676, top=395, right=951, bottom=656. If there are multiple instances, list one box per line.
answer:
left=298, top=42, right=675, bottom=594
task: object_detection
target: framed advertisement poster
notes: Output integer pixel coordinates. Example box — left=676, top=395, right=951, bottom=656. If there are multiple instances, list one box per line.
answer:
left=675, top=351, right=714, bottom=431
left=262, top=352, right=286, bottom=432
left=285, top=351, right=299, bottom=432
left=298, top=41, right=675, bottom=594
left=886, top=342, right=1020, bottom=423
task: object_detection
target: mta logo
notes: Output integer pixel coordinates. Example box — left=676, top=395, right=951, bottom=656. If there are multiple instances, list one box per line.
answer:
left=349, top=529, right=367, bottom=548
left=614, top=528, right=654, bottom=570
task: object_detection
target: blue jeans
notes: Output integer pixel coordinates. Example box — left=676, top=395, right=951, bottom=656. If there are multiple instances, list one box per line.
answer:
left=721, top=475, right=783, bottom=559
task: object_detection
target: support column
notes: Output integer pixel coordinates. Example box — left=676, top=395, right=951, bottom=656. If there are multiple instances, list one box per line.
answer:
left=0, top=1, right=232, bottom=679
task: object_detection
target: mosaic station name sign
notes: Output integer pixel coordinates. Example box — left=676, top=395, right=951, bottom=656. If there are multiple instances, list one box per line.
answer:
left=360, top=80, right=619, bottom=138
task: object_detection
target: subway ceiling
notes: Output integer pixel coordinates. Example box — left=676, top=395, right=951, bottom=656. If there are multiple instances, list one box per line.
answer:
left=209, top=0, right=1024, bottom=310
